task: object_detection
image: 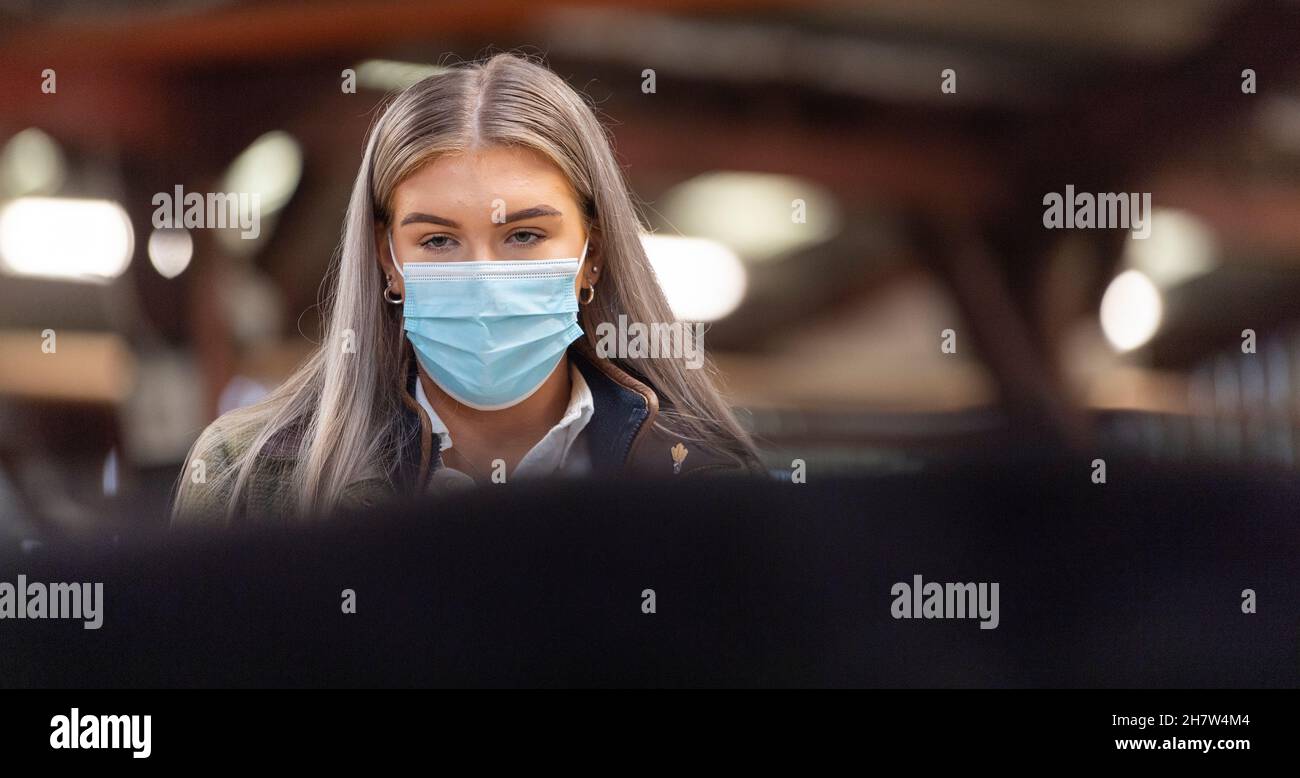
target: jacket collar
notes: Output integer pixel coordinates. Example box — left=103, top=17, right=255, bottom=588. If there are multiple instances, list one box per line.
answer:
left=569, top=338, right=658, bottom=473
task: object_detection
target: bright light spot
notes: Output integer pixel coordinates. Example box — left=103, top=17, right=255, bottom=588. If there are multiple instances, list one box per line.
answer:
left=1123, top=208, right=1217, bottom=289
left=0, top=197, right=134, bottom=281
left=218, top=375, right=269, bottom=416
left=641, top=234, right=746, bottom=321
left=148, top=228, right=193, bottom=278
left=1100, top=269, right=1163, bottom=352
left=102, top=448, right=119, bottom=497
left=0, top=128, right=66, bottom=197
left=355, top=60, right=451, bottom=91
left=661, top=171, right=840, bottom=263
left=221, top=130, right=301, bottom=215
left=217, top=131, right=301, bottom=255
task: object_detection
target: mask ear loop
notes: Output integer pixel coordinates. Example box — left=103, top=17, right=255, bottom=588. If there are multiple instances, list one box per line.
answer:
left=384, top=230, right=405, bottom=304
left=388, top=230, right=405, bottom=279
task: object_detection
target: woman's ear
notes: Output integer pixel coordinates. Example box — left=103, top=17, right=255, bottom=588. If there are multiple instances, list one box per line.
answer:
left=575, top=232, right=601, bottom=301
left=376, top=225, right=404, bottom=301
left=583, top=234, right=601, bottom=287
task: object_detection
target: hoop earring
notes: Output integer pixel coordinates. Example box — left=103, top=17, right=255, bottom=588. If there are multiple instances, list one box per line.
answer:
left=384, top=278, right=403, bottom=305
left=580, top=284, right=595, bottom=305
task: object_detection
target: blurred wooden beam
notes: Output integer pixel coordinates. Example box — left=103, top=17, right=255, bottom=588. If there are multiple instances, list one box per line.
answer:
left=614, top=113, right=1011, bottom=214
left=0, top=69, right=176, bottom=151
left=0, top=0, right=802, bottom=66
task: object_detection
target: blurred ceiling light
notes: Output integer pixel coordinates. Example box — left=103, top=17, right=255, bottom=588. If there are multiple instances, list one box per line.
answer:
left=1100, top=269, right=1163, bottom=353
left=148, top=227, right=194, bottom=278
left=641, top=234, right=746, bottom=321
left=0, top=128, right=66, bottom=197
left=661, top=171, right=840, bottom=263
left=0, top=197, right=133, bottom=281
left=1122, top=208, right=1217, bottom=289
left=217, top=130, right=301, bottom=255
left=355, top=60, right=451, bottom=91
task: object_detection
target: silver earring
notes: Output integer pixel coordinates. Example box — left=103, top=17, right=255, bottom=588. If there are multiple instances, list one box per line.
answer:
left=384, top=278, right=403, bottom=305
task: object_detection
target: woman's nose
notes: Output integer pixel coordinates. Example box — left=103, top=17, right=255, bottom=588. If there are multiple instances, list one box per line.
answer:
left=464, top=240, right=498, bottom=261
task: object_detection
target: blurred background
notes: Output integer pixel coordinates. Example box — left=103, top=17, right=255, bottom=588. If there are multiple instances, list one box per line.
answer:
left=1, top=0, right=1299, bottom=543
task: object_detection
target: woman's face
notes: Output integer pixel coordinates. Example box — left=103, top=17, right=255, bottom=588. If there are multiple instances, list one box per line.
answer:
left=378, top=145, right=598, bottom=301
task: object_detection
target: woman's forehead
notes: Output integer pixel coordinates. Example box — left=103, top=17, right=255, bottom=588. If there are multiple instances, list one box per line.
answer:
left=392, top=146, right=578, bottom=218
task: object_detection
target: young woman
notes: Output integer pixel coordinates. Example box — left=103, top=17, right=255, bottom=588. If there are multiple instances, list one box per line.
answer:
left=173, top=53, right=763, bottom=526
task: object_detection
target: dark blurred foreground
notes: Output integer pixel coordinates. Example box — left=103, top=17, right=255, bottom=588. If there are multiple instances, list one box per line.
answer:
left=1, top=453, right=1296, bottom=688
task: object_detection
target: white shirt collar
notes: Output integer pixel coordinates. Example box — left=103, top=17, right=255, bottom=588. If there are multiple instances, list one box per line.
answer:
left=414, top=361, right=595, bottom=479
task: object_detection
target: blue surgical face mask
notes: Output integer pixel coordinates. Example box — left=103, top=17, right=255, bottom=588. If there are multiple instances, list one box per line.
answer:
left=392, top=234, right=587, bottom=411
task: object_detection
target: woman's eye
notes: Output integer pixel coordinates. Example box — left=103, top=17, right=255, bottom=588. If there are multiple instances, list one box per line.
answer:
left=507, top=230, right=544, bottom=246
left=419, top=235, right=457, bottom=251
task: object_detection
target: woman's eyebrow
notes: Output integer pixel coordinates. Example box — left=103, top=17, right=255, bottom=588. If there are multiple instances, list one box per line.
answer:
left=398, top=206, right=560, bottom=228
left=500, top=205, right=562, bottom=224
left=400, top=212, right=460, bottom=228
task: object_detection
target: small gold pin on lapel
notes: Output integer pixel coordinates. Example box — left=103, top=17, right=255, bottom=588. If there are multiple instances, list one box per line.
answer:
left=670, top=442, right=688, bottom=474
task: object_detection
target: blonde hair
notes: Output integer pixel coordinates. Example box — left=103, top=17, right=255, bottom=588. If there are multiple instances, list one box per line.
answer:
left=175, top=52, right=759, bottom=523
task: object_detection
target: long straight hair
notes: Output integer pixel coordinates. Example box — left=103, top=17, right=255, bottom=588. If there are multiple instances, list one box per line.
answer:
left=175, top=52, right=760, bottom=522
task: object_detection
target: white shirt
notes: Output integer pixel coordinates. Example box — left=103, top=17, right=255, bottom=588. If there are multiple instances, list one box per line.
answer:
left=414, top=362, right=595, bottom=492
